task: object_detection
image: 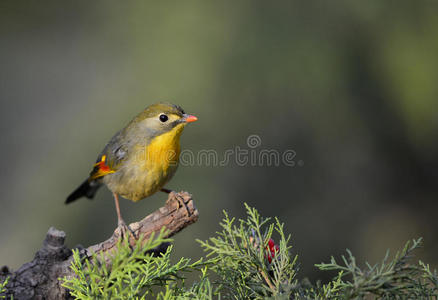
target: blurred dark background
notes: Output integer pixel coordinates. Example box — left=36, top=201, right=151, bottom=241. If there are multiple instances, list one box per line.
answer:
left=1, top=1, right=437, bottom=282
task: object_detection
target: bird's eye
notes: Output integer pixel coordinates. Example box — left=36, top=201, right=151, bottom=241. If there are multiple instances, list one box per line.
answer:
left=159, top=114, right=168, bottom=122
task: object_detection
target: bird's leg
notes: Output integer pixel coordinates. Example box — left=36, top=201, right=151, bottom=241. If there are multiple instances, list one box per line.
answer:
left=113, top=193, right=137, bottom=239
left=161, top=188, right=191, bottom=217
left=160, top=188, right=172, bottom=194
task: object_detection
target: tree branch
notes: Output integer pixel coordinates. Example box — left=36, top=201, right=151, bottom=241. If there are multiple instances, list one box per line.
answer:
left=0, top=191, right=198, bottom=300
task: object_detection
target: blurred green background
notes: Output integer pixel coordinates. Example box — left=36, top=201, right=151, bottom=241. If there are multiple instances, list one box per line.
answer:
left=1, top=1, right=437, bottom=282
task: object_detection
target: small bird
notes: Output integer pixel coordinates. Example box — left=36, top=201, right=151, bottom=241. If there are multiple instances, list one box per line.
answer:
left=66, top=102, right=197, bottom=235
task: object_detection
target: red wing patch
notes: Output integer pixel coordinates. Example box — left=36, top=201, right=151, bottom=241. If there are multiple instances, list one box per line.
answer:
left=89, top=155, right=116, bottom=180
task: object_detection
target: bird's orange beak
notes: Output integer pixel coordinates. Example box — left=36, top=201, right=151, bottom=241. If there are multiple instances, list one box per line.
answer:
left=184, top=114, right=198, bottom=123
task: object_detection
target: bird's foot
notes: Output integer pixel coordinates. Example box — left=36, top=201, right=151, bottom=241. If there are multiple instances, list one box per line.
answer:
left=116, top=219, right=138, bottom=240
left=166, top=191, right=191, bottom=217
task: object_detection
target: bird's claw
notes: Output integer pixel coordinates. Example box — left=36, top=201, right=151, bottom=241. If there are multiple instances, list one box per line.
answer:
left=117, top=219, right=138, bottom=240
left=167, top=191, right=191, bottom=217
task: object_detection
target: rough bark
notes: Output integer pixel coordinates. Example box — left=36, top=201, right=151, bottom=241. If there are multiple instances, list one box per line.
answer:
left=0, top=191, right=198, bottom=300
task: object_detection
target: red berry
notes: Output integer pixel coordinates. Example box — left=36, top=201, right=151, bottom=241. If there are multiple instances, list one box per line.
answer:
left=265, top=238, right=280, bottom=264
left=268, top=238, right=275, bottom=249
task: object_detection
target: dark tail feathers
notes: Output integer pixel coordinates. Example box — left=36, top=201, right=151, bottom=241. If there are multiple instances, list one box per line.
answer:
left=65, top=179, right=102, bottom=204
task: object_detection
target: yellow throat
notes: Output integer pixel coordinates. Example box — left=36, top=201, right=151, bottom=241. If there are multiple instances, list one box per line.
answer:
left=145, top=124, right=184, bottom=168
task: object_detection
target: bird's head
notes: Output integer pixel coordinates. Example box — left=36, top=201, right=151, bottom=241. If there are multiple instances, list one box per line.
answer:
left=130, top=102, right=197, bottom=139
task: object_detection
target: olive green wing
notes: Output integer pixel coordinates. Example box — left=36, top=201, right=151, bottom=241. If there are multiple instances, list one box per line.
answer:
left=89, top=130, right=130, bottom=180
